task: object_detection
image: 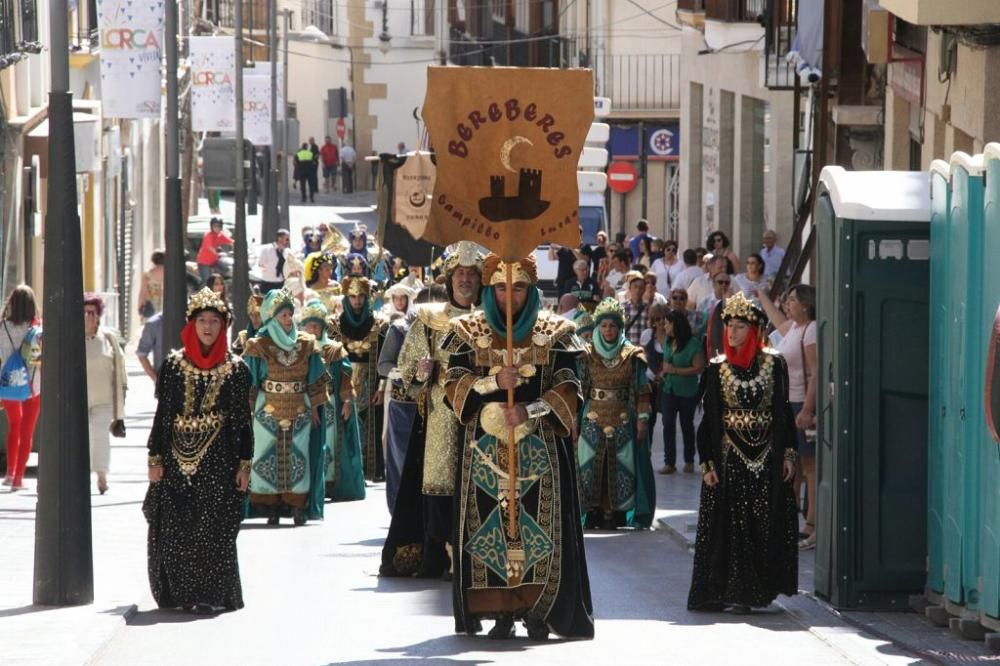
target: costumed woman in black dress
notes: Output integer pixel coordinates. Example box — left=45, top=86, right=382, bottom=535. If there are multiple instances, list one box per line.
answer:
left=687, top=292, right=799, bottom=614
left=144, top=287, right=253, bottom=613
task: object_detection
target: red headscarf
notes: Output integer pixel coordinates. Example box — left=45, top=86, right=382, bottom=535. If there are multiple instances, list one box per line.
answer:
left=723, top=323, right=762, bottom=370
left=181, top=319, right=228, bottom=370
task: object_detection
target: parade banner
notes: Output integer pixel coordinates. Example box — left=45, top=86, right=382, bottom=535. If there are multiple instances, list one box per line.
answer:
left=421, top=66, right=594, bottom=261
left=378, top=153, right=444, bottom=265
left=190, top=36, right=235, bottom=132
left=243, top=74, right=272, bottom=146
left=96, top=0, right=164, bottom=119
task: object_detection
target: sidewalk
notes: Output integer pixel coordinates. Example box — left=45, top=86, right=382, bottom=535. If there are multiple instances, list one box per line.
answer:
left=647, top=420, right=998, bottom=664
left=0, top=359, right=157, bottom=666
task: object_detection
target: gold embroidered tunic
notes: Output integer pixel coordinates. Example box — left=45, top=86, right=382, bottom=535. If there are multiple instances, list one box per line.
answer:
left=242, top=333, right=329, bottom=506
left=327, top=311, right=389, bottom=480
left=443, top=310, right=592, bottom=635
left=397, top=301, right=474, bottom=496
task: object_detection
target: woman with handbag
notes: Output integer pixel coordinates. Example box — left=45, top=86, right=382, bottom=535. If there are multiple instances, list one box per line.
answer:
left=756, top=284, right=818, bottom=550
left=84, top=294, right=127, bottom=495
left=1, top=285, right=42, bottom=491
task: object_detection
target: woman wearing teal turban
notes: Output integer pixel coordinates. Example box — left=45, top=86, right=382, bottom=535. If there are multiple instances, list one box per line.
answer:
left=242, top=289, right=330, bottom=526
left=577, top=297, right=656, bottom=529
left=298, top=299, right=366, bottom=503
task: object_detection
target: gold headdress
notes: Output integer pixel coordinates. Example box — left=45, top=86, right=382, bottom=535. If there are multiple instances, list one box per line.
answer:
left=342, top=275, right=372, bottom=297
left=444, top=241, right=485, bottom=275
left=246, top=293, right=264, bottom=316
left=592, top=297, right=625, bottom=326
left=482, top=253, right=538, bottom=286
left=571, top=306, right=595, bottom=333
left=260, top=288, right=295, bottom=323
left=721, top=292, right=767, bottom=326
left=298, top=299, right=329, bottom=325
left=186, top=287, right=230, bottom=321
left=304, top=251, right=334, bottom=284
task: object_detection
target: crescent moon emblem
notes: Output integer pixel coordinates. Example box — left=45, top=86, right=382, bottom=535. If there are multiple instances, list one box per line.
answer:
left=499, top=136, right=533, bottom=173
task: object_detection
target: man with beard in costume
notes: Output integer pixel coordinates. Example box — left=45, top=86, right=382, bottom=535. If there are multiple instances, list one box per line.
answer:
left=687, top=292, right=799, bottom=614
left=380, top=242, right=483, bottom=579
left=442, top=254, right=594, bottom=641
left=327, top=275, right=390, bottom=481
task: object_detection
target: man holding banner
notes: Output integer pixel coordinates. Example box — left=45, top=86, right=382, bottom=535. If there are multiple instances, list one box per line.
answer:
left=442, top=255, right=593, bottom=640
left=419, top=65, right=596, bottom=640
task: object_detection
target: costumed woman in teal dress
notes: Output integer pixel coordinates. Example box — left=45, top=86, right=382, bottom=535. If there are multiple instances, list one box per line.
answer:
left=577, top=298, right=655, bottom=529
left=242, top=289, right=330, bottom=525
left=298, top=299, right=366, bottom=502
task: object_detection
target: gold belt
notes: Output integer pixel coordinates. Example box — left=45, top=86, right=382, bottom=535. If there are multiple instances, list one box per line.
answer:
left=722, top=407, right=773, bottom=431
left=589, top=387, right=629, bottom=401
left=264, top=379, right=306, bottom=394
left=390, top=384, right=414, bottom=402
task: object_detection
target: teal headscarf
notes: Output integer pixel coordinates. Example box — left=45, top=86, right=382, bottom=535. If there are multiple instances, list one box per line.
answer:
left=592, top=297, right=626, bottom=360
left=259, top=289, right=298, bottom=351
left=299, top=299, right=329, bottom=343
left=481, top=285, right=541, bottom=343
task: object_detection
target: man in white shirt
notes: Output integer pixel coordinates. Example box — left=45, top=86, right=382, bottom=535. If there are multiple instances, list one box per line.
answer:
left=340, top=143, right=358, bottom=193
left=650, top=239, right=684, bottom=295
left=672, top=249, right=703, bottom=292
left=686, top=254, right=729, bottom=311
left=761, top=229, right=786, bottom=278
left=257, top=229, right=293, bottom=293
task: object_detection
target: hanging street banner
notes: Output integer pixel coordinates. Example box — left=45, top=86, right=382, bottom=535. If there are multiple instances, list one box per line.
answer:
left=249, top=62, right=285, bottom=121
left=243, top=74, right=272, bottom=146
left=421, top=66, right=594, bottom=261
left=189, top=36, right=235, bottom=132
left=96, top=0, right=164, bottom=119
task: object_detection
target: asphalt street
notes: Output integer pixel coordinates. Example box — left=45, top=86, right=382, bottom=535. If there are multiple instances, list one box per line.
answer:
left=95, top=478, right=863, bottom=666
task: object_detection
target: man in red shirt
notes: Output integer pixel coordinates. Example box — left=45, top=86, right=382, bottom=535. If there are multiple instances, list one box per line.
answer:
left=196, top=217, right=233, bottom=284
left=320, top=135, right=339, bottom=193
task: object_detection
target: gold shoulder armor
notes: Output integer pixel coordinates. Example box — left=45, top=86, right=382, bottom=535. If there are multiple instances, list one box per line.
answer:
left=415, top=302, right=451, bottom=332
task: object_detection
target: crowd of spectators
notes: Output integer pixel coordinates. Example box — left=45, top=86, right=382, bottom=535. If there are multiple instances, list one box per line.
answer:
left=554, top=221, right=818, bottom=552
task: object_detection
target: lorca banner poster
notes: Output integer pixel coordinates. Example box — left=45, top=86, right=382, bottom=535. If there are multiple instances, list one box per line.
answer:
left=190, top=36, right=235, bottom=132
left=243, top=74, right=272, bottom=146
left=96, top=0, right=164, bottom=119
left=421, top=67, right=594, bottom=260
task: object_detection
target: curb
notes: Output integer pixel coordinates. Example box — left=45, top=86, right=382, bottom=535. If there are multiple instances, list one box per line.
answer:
left=83, top=603, right=139, bottom=666
left=655, top=514, right=922, bottom=666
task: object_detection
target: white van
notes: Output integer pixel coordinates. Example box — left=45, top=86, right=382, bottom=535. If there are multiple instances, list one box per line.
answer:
left=535, top=191, right=607, bottom=295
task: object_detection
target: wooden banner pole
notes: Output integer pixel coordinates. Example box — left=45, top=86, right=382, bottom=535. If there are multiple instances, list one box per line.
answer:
left=505, top=263, right=518, bottom=544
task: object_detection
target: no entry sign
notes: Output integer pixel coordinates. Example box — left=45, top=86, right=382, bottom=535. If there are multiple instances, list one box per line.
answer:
left=607, top=161, right=638, bottom=194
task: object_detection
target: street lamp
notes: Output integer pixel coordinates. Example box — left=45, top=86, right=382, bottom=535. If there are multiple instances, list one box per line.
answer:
left=377, top=1, right=392, bottom=55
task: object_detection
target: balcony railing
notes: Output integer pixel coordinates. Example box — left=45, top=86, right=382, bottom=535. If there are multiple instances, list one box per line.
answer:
left=597, top=54, right=681, bottom=113
left=0, top=0, right=16, bottom=59
left=705, top=0, right=765, bottom=22
left=301, top=0, right=336, bottom=37
left=203, top=0, right=268, bottom=31
left=410, top=0, right=434, bottom=37
left=678, top=0, right=705, bottom=11
left=763, top=0, right=798, bottom=90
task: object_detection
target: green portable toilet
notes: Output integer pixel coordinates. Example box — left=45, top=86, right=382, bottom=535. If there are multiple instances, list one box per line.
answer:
left=977, top=144, right=1000, bottom=630
left=946, top=152, right=985, bottom=615
left=926, top=160, right=951, bottom=597
left=813, top=166, right=931, bottom=610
